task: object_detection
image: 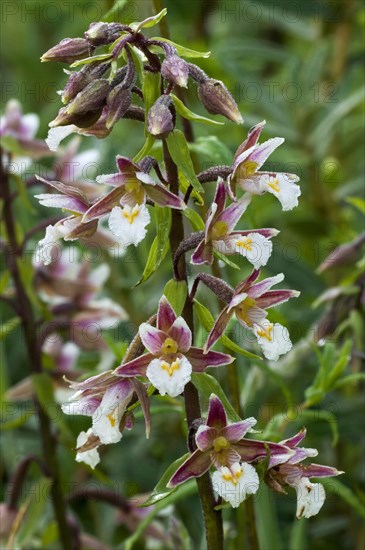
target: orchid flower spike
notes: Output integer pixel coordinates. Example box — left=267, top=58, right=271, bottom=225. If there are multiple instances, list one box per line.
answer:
left=116, top=296, right=233, bottom=397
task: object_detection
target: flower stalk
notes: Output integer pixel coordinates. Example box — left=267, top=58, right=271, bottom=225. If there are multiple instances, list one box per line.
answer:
left=163, top=140, right=224, bottom=550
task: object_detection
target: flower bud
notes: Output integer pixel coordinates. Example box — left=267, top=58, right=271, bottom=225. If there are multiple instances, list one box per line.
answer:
left=66, top=79, right=110, bottom=116
left=62, top=62, right=111, bottom=104
left=41, top=38, right=90, bottom=64
left=49, top=106, right=103, bottom=128
left=85, top=22, right=123, bottom=46
left=147, top=95, right=175, bottom=139
left=198, top=79, right=243, bottom=124
left=106, top=85, right=132, bottom=129
left=161, top=55, right=189, bottom=88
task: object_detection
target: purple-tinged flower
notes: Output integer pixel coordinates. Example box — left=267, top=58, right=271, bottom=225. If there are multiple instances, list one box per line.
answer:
left=205, top=269, right=300, bottom=361
left=265, top=428, right=343, bottom=519
left=34, top=247, right=127, bottom=350
left=116, top=297, right=233, bottom=398
left=168, top=394, right=293, bottom=507
left=1, top=99, right=51, bottom=162
left=227, top=120, right=300, bottom=211
left=79, top=156, right=185, bottom=249
left=34, top=176, right=123, bottom=264
left=62, top=371, right=150, bottom=465
left=191, top=180, right=278, bottom=267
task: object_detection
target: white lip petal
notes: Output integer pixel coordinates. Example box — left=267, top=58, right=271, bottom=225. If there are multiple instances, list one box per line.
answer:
left=108, top=204, right=150, bottom=247
left=212, top=462, right=259, bottom=508
left=255, top=322, right=292, bottom=361
left=295, top=478, right=326, bottom=519
left=235, top=232, right=273, bottom=269
left=261, top=173, right=301, bottom=211
left=46, top=125, right=78, bottom=151
left=146, top=356, right=192, bottom=398
left=76, top=429, right=100, bottom=469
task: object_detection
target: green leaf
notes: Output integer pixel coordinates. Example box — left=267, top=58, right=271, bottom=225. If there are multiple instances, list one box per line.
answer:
left=346, top=196, right=365, bottom=214
left=151, top=37, right=211, bottom=58
left=183, top=207, right=205, bottom=230
left=163, top=279, right=187, bottom=316
left=189, top=136, right=233, bottom=165
left=191, top=372, right=241, bottom=423
left=141, top=452, right=190, bottom=507
left=133, top=135, right=155, bottom=163
left=102, top=0, right=128, bottom=22
left=0, top=135, right=30, bottom=156
left=16, top=477, right=53, bottom=546
left=0, top=270, right=10, bottom=294
left=166, top=130, right=204, bottom=194
left=321, top=478, right=365, bottom=519
left=171, top=94, right=224, bottom=126
left=142, top=71, right=161, bottom=135
left=132, top=8, right=167, bottom=33
left=0, top=317, right=20, bottom=340
left=310, top=87, right=365, bottom=150
left=213, top=249, right=240, bottom=270
left=255, top=483, right=283, bottom=550
left=128, top=44, right=145, bottom=83
left=299, top=409, right=339, bottom=446
left=70, top=52, right=113, bottom=68
left=135, top=236, right=170, bottom=286
left=12, top=173, right=36, bottom=214
left=178, top=172, right=204, bottom=206
left=155, top=205, right=172, bottom=267
left=334, top=372, right=365, bottom=389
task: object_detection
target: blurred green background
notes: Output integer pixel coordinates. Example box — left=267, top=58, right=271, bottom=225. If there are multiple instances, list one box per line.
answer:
left=1, top=0, right=364, bottom=549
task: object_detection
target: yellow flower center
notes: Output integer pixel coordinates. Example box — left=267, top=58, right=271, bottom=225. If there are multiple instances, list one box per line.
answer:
left=161, top=337, right=178, bottom=355
left=222, top=467, right=242, bottom=485
left=211, top=220, right=228, bottom=240
left=236, top=160, right=258, bottom=180
left=123, top=205, right=139, bottom=224
left=161, top=359, right=180, bottom=377
left=107, top=413, right=116, bottom=428
left=256, top=323, right=273, bottom=341
left=268, top=178, right=280, bottom=193
left=235, top=296, right=257, bottom=326
left=213, top=436, right=230, bottom=453
left=125, top=179, right=140, bottom=193
left=235, top=236, right=253, bottom=251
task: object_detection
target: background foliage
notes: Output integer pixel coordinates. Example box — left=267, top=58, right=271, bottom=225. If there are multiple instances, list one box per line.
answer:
left=1, top=0, right=364, bottom=548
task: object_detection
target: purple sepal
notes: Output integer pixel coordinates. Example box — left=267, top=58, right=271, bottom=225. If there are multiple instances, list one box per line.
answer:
left=191, top=240, right=214, bottom=265
left=221, top=418, right=257, bottom=442
left=139, top=324, right=166, bottom=354
left=115, top=353, right=154, bottom=376
left=186, top=347, right=233, bottom=372
left=206, top=394, right=227, bottom=429
left=167, top=449, right=211, bottom=487
left=204, top=305, right=232, bottom=352
left=157, top=296, right=177, bottom=331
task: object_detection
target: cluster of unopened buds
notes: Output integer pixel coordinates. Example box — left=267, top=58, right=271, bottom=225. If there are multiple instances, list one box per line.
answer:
left=27, top=9, right=342, bottom=518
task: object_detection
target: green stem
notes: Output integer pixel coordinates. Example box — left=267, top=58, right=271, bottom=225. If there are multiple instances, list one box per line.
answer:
left=163, top=141, right=224, bottom=550
left=1, top=150, right=73, bottom=550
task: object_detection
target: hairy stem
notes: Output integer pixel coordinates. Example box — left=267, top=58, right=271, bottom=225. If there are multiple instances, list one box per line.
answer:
left=163, top=140, right=224, bottom=550
left=1, top=151, right=73, bottom=550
